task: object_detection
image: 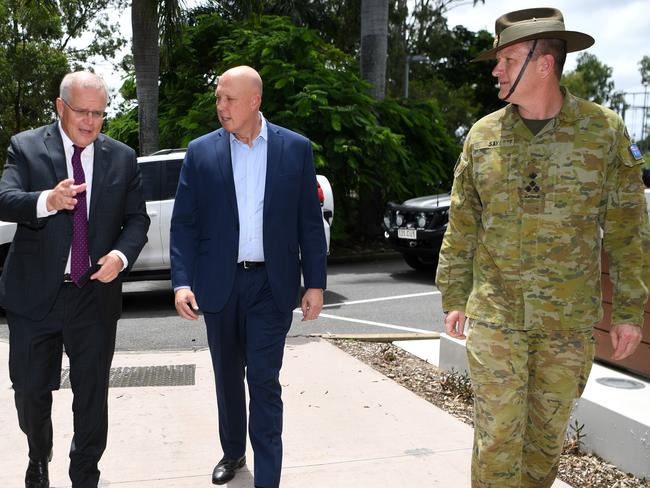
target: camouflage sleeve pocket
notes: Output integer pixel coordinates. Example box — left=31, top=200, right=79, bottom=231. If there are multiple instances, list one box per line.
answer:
left=453, top=154, right=469, bottom=177
left=618, top=159, right=645, bottom=202
left=450, top=154, right=471, bottom=207
left=619, top=151, right=644, bottom=168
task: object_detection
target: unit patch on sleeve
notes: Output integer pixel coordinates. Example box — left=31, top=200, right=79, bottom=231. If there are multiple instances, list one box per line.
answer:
left=629, top=143, right=643, bottom=161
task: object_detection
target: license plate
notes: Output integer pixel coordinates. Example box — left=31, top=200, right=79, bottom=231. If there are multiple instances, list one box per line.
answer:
left=398, top=228, right=417, bottom=239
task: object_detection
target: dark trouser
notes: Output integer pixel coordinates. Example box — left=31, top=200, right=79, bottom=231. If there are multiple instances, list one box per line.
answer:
left=204, top=265, right=293, bottom=488
left=8, top=282, right=117, bottom=488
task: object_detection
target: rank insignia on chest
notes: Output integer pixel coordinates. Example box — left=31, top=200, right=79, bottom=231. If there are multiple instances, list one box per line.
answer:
left=520, top=171, right=544, bottom=213
left=524, top=172, right=540, bottom=193
left=629, top=143, right=643, bottom=161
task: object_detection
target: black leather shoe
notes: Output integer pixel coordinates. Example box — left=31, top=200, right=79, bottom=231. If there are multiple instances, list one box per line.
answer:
left=212, top=455, right=246, bottom=485
left=25, top=457, right=50, bottom=488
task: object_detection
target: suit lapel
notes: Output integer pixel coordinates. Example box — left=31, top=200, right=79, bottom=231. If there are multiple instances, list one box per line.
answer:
left=215, top=130, right=238, bottom=218
left=43, top=123, right=68, bottom=184
left=264, top=124, right=283, bottom=218
left=89, top=135, right=109, bottom=223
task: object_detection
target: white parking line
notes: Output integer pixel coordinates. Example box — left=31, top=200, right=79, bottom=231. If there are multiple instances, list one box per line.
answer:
left=292, top=310, right=432, bottom=334
left=291, top=291, right=439, bottom=333
left=321, top=291, right=440, bottom=309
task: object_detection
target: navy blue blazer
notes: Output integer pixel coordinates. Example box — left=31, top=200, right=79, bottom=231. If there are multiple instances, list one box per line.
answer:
left=170, top=122, right=327, bottom=313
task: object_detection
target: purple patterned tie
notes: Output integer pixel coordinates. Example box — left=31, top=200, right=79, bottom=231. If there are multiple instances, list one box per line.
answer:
left=71, top=144, right=89, bottom=287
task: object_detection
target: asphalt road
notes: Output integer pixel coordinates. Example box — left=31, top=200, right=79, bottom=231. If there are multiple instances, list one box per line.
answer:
left=0, top=257, right=445, bottom=351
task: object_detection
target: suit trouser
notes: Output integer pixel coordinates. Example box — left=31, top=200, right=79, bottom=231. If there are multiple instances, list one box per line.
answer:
left=204, top=265, right=293, bottom=488
left=466, top=320, right=594, bottom=488
left=7, top=282, right=117, bottom=488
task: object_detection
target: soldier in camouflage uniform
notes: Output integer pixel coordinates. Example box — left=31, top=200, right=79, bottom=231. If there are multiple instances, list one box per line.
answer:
left=435, top=8, right=649, bottom=488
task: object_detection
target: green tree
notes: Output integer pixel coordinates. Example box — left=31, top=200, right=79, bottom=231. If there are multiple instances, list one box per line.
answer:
left=397, top=20, right=497, bottom=136
left=358, top=0, right=390, bottom=237
left=360, top=0, right=389, bottom=100
left=638, top=55, right=650, bottom=151
left=207, top=0, right=361, bottom=52
left=108, top=14, right=459, bottom=242
left=0, top=0, right=127, bottom=164
left=261, top=0, right=323, bottom=25
left=131, top=0, right=184, bottom=156
left=208, top=0, right=494, bottom=139
left=639, top=55, right=650, bottom=85
left=562, top=52, right=619, bottom=107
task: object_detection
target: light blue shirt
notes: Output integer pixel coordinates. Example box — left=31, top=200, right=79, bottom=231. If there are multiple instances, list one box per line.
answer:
left=231, top=113, right=268, bottom=262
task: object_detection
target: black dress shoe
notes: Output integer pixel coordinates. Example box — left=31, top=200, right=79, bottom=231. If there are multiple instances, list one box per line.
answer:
left=212, top=455, right=246, bottom=485
left=25, top=457, right=50, bottom=488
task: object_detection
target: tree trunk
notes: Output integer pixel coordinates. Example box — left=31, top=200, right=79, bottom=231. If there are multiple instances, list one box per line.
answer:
left=132, top=0, right=160, bottom=156
left=359, top=0, right=389, bottom=239
left=360, top=0, right=388, bottom=100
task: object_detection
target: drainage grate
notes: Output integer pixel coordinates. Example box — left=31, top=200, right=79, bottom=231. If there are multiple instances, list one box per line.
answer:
left=60, top=364, right=196, bottom=389
left=595, top=376, right=645, bottom=390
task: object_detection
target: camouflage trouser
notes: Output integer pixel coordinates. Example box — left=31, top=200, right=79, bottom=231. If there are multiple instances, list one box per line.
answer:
left=466, top=320, right=594, bottom=488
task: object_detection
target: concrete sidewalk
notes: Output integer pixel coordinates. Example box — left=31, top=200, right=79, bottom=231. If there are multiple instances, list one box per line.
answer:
left=0, top=338, right=570, bottom=487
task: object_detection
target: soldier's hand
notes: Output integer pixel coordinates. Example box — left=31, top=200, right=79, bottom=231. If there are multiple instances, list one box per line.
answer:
left=175, top=288, right=199, bottom=320
left=444, top=310, right=467, bottom=339
left=46, top=178, right=87, bottom=212
left=610, top=323, right=642, bottom=360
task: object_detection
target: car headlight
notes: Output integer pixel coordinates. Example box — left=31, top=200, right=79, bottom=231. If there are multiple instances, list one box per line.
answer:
left=395, top=213, right=404, bottom=226
left=417, top=212, right=426, bottom=228
left=383, top=214, right=391, bottom=228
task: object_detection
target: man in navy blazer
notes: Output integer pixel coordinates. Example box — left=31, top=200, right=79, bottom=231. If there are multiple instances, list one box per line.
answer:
left=170, top=66, right=327, bottom=488
left=0, top=71, right=149, bottom=488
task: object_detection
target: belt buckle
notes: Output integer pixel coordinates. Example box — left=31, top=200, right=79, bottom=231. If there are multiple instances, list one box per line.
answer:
left=243, top=261, right=251, bottom=270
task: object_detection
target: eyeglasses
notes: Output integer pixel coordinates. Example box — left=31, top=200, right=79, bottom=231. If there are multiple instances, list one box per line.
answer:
left=61, top=98, right=106, bottom=120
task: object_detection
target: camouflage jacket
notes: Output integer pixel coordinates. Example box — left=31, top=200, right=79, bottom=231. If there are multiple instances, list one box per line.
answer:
left=436, top=88, right=650, bottom=330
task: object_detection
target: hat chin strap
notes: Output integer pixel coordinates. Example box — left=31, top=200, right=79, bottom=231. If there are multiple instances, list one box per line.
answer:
left=502, top=39, right=538, bottom=102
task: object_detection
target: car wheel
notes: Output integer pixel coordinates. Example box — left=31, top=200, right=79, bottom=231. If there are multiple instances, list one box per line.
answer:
left=403, top=253, right=438, bottom=272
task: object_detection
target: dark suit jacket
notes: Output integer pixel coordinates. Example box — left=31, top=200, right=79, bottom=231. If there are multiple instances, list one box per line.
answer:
left=0, top=122, right=150, bottom=322
left=170, top=122, right=327, bottom=313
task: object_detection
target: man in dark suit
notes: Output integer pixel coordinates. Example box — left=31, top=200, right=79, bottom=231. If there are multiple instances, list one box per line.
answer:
left=0, top=71, right=150, bottom=488
left=171, top=65, right=327, bottom=488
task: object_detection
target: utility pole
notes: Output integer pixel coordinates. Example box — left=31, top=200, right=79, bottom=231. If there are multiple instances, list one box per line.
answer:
left=642, top=83, right=648, bottom=150
left=403, top=55, right=427, bottom=98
